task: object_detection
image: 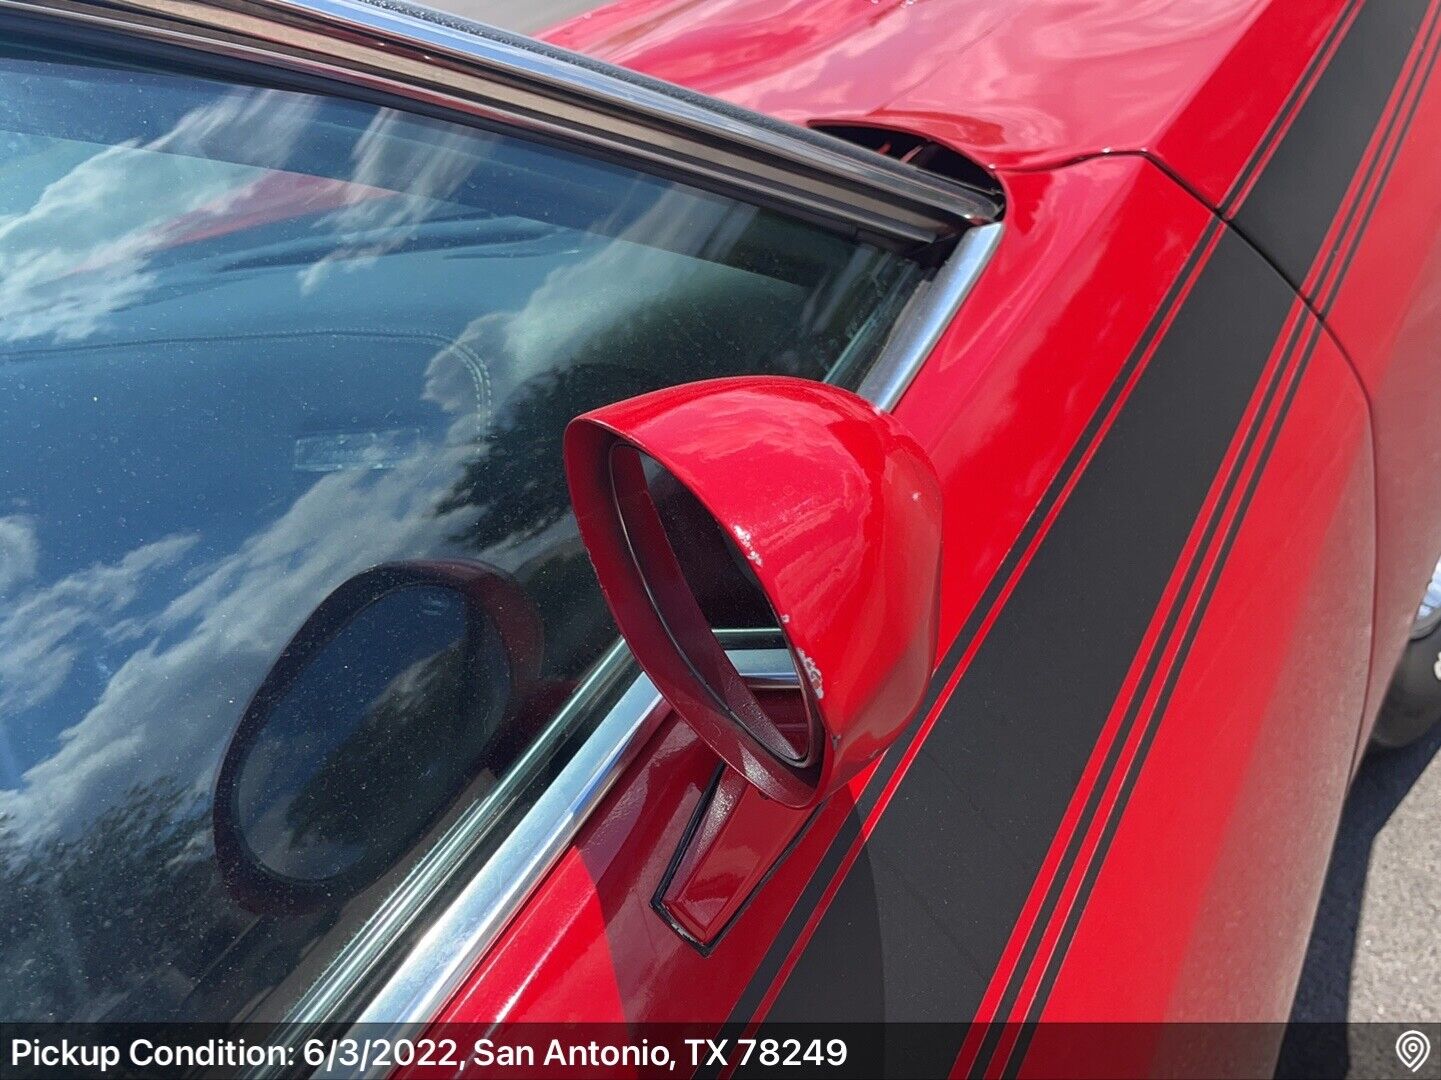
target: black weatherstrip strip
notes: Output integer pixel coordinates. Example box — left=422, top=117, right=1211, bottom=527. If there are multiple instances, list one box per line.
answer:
left=731, top=0, right=1433, bottom=1072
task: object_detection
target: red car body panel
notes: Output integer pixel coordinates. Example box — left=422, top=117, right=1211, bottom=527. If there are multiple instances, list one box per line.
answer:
left=1017, top=331, right=1374, bottom=1057
left=540, top=0, right=1348, bottom=207
left=416, top=0, right=1441, bottom=1076
left=1324, top=50, right=1441, bottom=749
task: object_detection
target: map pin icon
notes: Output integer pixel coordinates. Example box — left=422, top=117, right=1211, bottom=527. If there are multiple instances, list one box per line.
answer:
left=1397, top=1030, right=1432, bottom=1073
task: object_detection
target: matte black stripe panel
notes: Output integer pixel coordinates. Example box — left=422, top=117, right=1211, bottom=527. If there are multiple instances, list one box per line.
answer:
left=966, top=304, right=1320, bottom=1077
left=1315, top=0, right=1441, bottom=315
left=991, top=3, right=1441, bottom=1058
left=1232, top=0, right=1428, bottom=294
left=1000, top=322, right=1327, bottom=1078
left=970, top=1, right=1438, bottom=1070
left=993, top=7, right=1441, bottom=1069
left=1220, top=0, right=1364, bottom=215
left=765, top=231, right=1297, bottom=1049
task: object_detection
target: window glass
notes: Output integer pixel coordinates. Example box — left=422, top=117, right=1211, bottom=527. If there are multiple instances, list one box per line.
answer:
left=0, top=34, right=921, bottom=1022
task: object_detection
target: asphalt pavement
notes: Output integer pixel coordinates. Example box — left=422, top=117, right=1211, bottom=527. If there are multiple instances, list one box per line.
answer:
left=1278, top=720, right=1441, bottom=1076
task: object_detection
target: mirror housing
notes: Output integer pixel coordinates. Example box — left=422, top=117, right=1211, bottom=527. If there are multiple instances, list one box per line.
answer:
left=565, top=376, right=942, bottom=808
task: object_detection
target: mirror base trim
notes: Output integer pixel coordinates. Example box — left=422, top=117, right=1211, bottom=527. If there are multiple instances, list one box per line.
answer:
left=654, top=765, right=817, bottom=955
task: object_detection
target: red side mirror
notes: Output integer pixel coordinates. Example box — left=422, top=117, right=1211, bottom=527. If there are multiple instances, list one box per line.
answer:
left=564, top=376, right=942, bottom=808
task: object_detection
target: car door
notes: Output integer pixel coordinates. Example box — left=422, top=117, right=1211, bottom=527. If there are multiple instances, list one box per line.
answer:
left=329, top=3, right=1404, bottom=1076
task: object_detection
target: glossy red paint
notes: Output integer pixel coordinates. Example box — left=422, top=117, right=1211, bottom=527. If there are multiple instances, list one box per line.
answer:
left=985, top=311, right=1366, bottom=1061
left=542, top=0, right=1348, bottom=207
left=563, top=377, right=942, bottom=807
left=427, top=2, right=1441, bottom=1073
left=433, top=715, right=719, bottom=1024
left=952, top=286, right=1314, bottom=1080
left=1322, top=27, right=1441, bottom=751
left=658, top=763, right=809, bottom=946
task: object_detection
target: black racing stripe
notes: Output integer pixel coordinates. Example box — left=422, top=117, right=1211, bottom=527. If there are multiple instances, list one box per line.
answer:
left=1001, top=320, right=1328, bottom=1079
left=1011, top=0, right=1441, bottom=1017
left=1314, top=0, right=1441, bottom=316
left=989, top=310, right=1320, bottom=1077
left=965, top=299, right=1319, bottom=1080
left=1233, top=0, right=1430, bottom=295
left=997, top=0, right=1441, bottom=1043
left=991, top=4, right=1441, bottom=1072
left=764, top=230, right=1297, bottom=1065
left=1219, top=0, right=1364, bottom=216
left=917, top=215, right=1222, bottom=704
left=721, top=216, right=1226, bottom=1032
left=748, top=0, right=1435, bottom=1064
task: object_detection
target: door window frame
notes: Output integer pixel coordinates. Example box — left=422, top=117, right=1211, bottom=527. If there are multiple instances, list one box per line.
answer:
left=0, top=0, right=1004, bottom=1038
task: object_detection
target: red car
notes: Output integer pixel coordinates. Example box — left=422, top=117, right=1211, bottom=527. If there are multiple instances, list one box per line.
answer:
left=1, top=0, right=1438, bottom=1076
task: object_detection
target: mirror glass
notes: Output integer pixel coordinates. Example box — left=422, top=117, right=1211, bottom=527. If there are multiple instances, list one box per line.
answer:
left=635, top=454, right=811, bottom=763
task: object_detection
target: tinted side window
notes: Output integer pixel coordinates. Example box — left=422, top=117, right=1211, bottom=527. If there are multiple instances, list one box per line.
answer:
left=0, top=36, right=920, bottom=1021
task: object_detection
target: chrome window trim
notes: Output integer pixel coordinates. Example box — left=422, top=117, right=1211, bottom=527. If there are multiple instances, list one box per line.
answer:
left=0, top=0, right=1004, bottom=1039
left=333, top=223, right=1002, bottom=1034
left=279, top=636, right=636, bottom=1029
left=858, top=223, right=1004, bottom=411
left=2, top=0, right=999, bottom=246
left=342, top=646, right=799, bottom=1033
